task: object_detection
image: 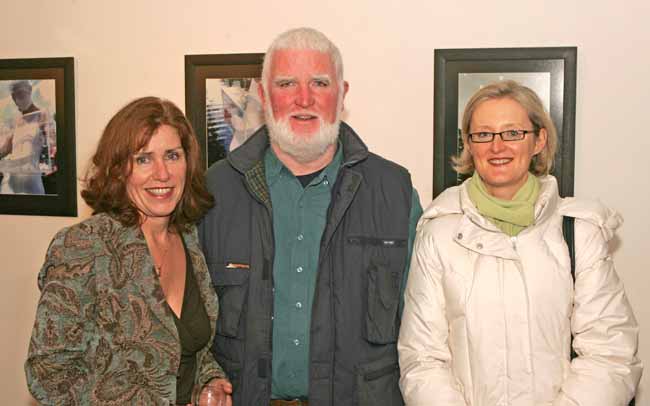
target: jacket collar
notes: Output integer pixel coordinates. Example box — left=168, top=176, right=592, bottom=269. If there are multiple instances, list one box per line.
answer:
left=102, top=214, right=216, bottom=342
left=420, top=175, right=562, bottom=259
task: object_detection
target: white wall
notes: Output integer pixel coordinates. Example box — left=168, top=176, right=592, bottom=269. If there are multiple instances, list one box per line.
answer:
left=1, top=0, right=648, bottom=403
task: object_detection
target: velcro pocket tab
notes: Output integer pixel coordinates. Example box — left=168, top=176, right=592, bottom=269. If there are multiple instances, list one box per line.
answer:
left=208, top=262, right=250, bottom=338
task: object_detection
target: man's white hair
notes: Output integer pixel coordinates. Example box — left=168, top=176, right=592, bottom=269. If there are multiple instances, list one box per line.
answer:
left=261, top=27, right=346, bottom=164
left=261, top=27, right=344, bottom=89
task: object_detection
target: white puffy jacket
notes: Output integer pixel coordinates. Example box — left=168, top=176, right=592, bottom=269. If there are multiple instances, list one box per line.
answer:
left=398, top=176, right=642, bottom=406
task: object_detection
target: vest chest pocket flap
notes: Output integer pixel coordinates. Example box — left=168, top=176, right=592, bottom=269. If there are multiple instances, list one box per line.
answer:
left=208, top=262, right=250, bottom=338
left=349, top=236, right=406, bottom=345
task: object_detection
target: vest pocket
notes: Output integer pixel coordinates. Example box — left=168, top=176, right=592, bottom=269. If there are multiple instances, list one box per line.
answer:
left=208, top=263, right=250, bottom=338
left=366, top=258, right=401, bottom=344
left=356, top=357, right=403, bottom=405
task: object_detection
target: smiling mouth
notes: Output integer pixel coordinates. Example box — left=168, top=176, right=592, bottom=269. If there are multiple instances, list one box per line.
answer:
left=146, top=187, right=173, bottom=196
left=291, top=113, right=319, bottom=121
left=488, top=158, right=512, bottom=165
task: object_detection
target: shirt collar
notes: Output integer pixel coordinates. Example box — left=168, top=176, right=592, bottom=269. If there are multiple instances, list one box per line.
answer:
left=264, top=141, right=343, bottom=187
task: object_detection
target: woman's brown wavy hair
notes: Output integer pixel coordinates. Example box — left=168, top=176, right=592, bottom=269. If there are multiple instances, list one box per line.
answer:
left=81, top=96, right=213, bottom=231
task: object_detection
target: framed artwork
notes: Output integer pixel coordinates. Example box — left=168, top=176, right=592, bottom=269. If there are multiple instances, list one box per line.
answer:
left=185, top=53, right=265, bottom=168
left=0, top=57, right=77, bottom=216
left=433, top=47, right=577, bottom=198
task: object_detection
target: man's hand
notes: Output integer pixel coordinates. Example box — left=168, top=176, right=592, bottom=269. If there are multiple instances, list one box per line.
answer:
left=198, top=378, right=233, bottom=406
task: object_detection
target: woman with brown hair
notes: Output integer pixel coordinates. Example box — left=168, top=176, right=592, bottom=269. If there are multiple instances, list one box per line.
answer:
left=25, top=97, right=232, bottom=405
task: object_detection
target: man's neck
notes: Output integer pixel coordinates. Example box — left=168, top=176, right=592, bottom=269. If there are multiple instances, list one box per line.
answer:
left=270, top=142, right=337, bottom=176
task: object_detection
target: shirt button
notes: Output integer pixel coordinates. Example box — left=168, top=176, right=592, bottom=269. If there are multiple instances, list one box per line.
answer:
left=476, top=243, right=483, bottom=249
left=323, top=179, right=329, bottom=186
left=457, top=233, right=463, bottom=240
left=297, top=234, right=304, bottom=241
left=295, top=302, right=302, bottom=309
left=296, top=266, right=303, bottom=273
left=293, top=339, right=300, bottom=346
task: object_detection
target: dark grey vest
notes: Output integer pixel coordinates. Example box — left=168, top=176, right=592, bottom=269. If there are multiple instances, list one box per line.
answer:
left=198, top=124, right=412, bottom=406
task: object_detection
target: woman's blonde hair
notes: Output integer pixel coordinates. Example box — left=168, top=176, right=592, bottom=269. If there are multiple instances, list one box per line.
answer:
left=452, top=80, right=557, bottom=176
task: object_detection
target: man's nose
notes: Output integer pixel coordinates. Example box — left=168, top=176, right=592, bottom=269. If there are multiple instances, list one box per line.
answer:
left=295, top=84, right=314, bottom=108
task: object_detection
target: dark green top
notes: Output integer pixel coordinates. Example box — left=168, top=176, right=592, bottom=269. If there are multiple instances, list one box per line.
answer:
left=265, top=144, right=423, bottom=399
left=172, top=237, right=212, bottom=404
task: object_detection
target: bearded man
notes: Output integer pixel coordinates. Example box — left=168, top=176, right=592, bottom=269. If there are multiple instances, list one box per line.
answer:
left=198, top=27, right=422, bottom=406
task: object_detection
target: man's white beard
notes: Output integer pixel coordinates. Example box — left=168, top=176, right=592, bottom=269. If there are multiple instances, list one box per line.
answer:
left=265, top=104, right=340, bottom=164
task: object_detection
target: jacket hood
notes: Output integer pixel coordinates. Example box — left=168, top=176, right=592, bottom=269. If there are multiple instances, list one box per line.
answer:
left=558, top=196, right=623, bottom=241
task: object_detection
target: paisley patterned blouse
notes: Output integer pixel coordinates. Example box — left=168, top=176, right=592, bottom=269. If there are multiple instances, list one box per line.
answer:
left=25, top=213, right=226, bottom=405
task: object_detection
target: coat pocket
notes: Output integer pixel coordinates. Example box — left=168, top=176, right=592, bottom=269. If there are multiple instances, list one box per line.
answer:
left=366, top=258, right=401, bottom=344
left=208, top=263, right=250, bottom=338
left=356, top=357, right=404, bottom=406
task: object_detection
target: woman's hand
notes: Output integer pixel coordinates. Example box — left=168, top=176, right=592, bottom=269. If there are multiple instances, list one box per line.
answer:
left=197, top=378, right=233, bottom=406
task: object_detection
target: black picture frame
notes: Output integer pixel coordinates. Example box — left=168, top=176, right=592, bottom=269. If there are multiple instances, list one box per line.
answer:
left=0, top=57, right=77, bottom=216
left=185, top=53, right=264, bottom=168
left=433, top=47, right=577, bottom=199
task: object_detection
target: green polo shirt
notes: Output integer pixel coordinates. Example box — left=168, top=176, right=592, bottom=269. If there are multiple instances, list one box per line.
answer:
left=265, top=144, right=422, bottom=399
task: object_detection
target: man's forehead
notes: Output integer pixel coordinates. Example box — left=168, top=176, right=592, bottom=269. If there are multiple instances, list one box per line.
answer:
left=270, top=48, right=336, bottom=76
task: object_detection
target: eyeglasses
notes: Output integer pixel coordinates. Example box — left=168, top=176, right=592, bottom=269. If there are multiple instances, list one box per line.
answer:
left=468, top=129, right=536, bottom=143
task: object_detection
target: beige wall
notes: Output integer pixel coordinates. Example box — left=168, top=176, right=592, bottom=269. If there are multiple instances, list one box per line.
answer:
left=2, top=0, right=648, bottom=403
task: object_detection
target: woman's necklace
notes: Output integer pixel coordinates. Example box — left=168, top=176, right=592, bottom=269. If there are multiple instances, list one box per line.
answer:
left=153, top=233, right=173, bottom=276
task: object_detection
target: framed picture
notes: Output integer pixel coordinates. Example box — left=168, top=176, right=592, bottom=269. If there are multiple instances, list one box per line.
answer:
left=185, top=53, right=265, bottom=168
left=433, top=47, right=577, bottom=198
left=0, top=57, right=76, bottom=216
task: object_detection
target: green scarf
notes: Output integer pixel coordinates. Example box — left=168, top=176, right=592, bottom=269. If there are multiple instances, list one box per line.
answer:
left=467, top=171, right=540, bottom=236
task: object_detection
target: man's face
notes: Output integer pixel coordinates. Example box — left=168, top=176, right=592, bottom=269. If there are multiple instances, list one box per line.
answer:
left=11, top=88, right=33, bottom=112
left=259, top=48, right=348, bottom=162
left=262, top=48, right=348, bottom=137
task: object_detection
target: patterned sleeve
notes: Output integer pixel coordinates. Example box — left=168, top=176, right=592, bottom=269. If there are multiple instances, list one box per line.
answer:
left=197, top=351, right=227, bottom=388
left=25, top=226, right=97, bottom=406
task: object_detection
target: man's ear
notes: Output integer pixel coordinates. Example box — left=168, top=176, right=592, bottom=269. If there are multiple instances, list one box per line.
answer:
left=340, top=81, right=349, bottom=111
left=257, top=80, right=267, bottom=110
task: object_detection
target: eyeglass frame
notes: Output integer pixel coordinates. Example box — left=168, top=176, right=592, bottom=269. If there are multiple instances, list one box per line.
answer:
left=467, top=129, right=538, bottom=143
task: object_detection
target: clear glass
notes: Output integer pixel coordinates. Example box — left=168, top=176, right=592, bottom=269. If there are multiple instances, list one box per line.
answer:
left=191, top=382, right=226, bottom=406
left=468, top=129, right=535, bottom=143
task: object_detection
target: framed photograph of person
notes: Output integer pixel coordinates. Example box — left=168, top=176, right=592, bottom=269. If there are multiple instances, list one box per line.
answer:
left=0, top=57, right=76, bottom=216
left=185, top=53, right=265, bottom=169
left=433, top=47, right=577, bottom=199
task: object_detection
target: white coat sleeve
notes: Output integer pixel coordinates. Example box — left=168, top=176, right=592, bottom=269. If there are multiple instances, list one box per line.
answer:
left=398, top=227, right=467, bottom=406
left=553, top=219, right=642, bottom=406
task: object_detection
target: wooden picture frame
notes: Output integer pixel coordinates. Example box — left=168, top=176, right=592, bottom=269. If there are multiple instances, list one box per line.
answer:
left=0, top=57, right=77, bottom=216
left=433, top=47, right=577, bottom=198
left=185, top=53, right=264, bottom=168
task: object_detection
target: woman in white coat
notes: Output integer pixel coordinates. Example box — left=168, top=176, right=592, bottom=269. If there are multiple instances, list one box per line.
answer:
left=398, top=80, right=641, bottom=406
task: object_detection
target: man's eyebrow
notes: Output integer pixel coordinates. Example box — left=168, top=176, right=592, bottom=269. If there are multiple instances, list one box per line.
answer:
left=273, top=76, right=295, bottom=83
left=312, top=74, right=332, bottom=82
